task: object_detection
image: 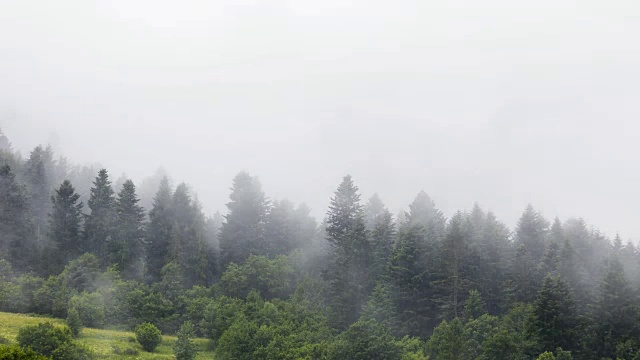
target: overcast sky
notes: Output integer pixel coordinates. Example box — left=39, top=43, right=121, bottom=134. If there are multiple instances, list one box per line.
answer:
left=1, top=0, right=639, bottom=242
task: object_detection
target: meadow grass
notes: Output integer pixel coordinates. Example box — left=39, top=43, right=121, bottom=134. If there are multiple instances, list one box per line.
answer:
left=0, top=312, right=215, bottom=359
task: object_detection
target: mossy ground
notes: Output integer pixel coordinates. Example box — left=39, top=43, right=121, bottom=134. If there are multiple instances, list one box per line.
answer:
left=0, top=312, right=215, bottom=359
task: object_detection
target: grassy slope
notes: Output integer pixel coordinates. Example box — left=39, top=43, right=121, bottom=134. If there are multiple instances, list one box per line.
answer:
left=0, top=312, right=215, bottom=359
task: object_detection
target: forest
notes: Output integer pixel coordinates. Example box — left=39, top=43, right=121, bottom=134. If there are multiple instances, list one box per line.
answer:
left=0, top=126, right=639, bottom=360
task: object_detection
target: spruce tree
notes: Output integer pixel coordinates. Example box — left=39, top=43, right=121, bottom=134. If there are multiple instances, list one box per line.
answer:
left=24, top=145, right=55, bottom=236
left=364, top=193, right=386, bottom=231
left=406, top=190, right=446, bottom=242
left=532, top=274, right=578, bottom=353
left=113, top=179, right=146, bottom=279
left=219, top=172, right=269, bottom=268
left=84, top=169, right=116, bottom=258
left=48, top=180, right=83, bottom=274
left=369, top=206, right=395, bottom=282
left=387, top=226, right=433, bottom=337
left=325, top=175, right=371, bottom=329
left=0, top=165, right=35, bottom=271
left=146, top=176, right=173, bottom=283
left=515, top=204, right=549, bottom=264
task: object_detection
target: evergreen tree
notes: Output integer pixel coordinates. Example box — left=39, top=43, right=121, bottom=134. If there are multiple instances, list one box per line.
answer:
left=515, top=204, right=549, bottom=264
left=387, top=226, right=433, bottom=337
left=146, top=176, right=173, bottom=283
left=324, top=175, right=371, bottom=329
left=48, top=180, right=83, bottom=274
left=591, top=257, right=640, bottom=358
left=464, top=289, right=487, bottom=321
left=406, top=190, right=446, bottom=242
left=369, top=206, right=395, bottom=282
left=0, top=165, right=35, bottom=271
left=84, top=169, right=116, bottom=259
left=173, top=321, right=197, bottom=360
left=112, top=179, right=146, bottom=279
left=219, top=172, right=269, bottom=268
left=24, top=145, right=55, bottom=237
left=364, top=193, right=386, bottom=231
left=167, top=184, right=209, bottom=286
left=436, top=211, right=472, bottom=319
left=532, top=275, right=579, bottom=353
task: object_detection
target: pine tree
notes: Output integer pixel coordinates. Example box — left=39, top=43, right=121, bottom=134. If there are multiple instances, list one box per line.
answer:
left=369, top=206, right=395, bottom=282
left=264, top=199, right=297, bottom=256
left=84, top=169, right=116, bottom=259
left=173, top=321, right=197, bottom=360
left=146, top=176, right=173, bottom=283
left=0, top=165, right=35, bottom=271
left=48, top=180, right=83, bottom=274
left=219, top=172, right=269, bottom=268
left=464, top=289, right=487, bottom=320
left=112, top=179, right=146, bottom=279
left=591, top=257, right=640, bottom=358
left=515, top=204, right=549, bottom=264
left=437, top=211, right=472, bottom=319
left=532, top=274, right=579, bottom=353
left=364, top=193, right=386, bottom=231
left=325, top=175, right=371, bottom=329
left=24, top=145, right=55, bottom=237
left=406, top=191, right=446, bottom=242
left=387, top=226, right=433, bottom=337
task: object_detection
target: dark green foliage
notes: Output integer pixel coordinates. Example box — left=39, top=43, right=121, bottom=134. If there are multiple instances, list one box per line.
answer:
left=134, top=322, right=162, bottom=352
left=111, top=179, right=146, bottom=279
left=0, top=165, right=35, bottom=272
left=50, top=342, right=95, bottom=360
left=426, top=318, right=465, bottom=360
left=220, top=254, right=297, bottom=299
left=327, top=319, right=402, bottom=360
left=17, top=322, right=72, bottom=357
left=324, top=175, right=372, bottom=329
left=219, top=172, right=269, bottom=268
left=0, top=344, right=48, bottom=360
left=146, top=176, right=173, bottom=283
left=59, top=253, right=101, bottom=293
left=386, top=226, right=434, bottom=337
left=173, top=321, right=197, bottom=360
left=66, top=307, right=83, bottom=337
left=68, top=292, right=105, bottom=328
left=464, top=290, right=487, bottom=321
left=84, top=169, right=116, bottom=259
left=531, top=275, right=578, bottom=352
left=48, top=180, right=83, bottom=274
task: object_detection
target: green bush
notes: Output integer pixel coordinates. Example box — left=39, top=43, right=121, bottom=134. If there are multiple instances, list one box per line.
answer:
left=0, top=344, right=48, bottom=359
left=68, top=292, right=105, bottom=328
left=16, top=322, right=73, bottom=357
left=134, top=322, right=162, bottom=352
left=111, top=345, right=139, bottom=356
left=66, top=307, right=83, bottom=337
left=51, top=342, right=95, bottom=360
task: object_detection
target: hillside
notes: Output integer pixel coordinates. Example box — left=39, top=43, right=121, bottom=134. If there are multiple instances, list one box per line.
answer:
left=0, top=312, right=214, bottom=359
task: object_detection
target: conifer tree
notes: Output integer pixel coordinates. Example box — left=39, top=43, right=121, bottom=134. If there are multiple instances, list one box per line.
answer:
left=0, top=165, right=35, bottom=271
left=219, top=172, right=269, bottom=268
left=325, top=175, right=371, bottom=329
left=532, top=275, right=579, bottom=353
left=387, top=226, right=433, bottom=337
left=49, top=180, right=83, bottom=273
left=146, top=176, right=173, bottom=283
left=406, top=190, right=446, bottom=242
left=84, top=169, right=116, bottom=258
left=364, top=193, right=386, bottom=231
left=24, top=145, right=55, bottom=236
left=515, top=204, right=549, bottom=265
left=112, top=179, right=146, bottom=279
left=369, top=206, right=395, bottom=282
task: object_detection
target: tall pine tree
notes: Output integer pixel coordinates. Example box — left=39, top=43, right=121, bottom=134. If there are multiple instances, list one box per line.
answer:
left=146, top=176, right=173, bottom=283
left=48, top=180, right=83, bottom=274
left=325, top=175, right=371, bottom=329
left=112, top=179, right=146, bottom=279
left=84, top=169, right=116, bottom=259
left=219, top=172, right=269, bottom=269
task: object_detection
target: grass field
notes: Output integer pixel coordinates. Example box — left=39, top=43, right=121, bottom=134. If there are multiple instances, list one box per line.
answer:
left=0, top=312, right=215, bottom=359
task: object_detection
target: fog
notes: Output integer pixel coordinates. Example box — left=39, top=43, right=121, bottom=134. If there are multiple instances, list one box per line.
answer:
left=2, top=0, right=640, bottom=241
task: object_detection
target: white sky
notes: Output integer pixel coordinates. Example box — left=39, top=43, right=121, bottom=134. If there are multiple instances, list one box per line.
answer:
left=2, top=0, right=640, bottom=242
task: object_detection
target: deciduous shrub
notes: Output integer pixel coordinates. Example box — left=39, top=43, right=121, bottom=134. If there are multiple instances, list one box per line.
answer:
left=134, top=322, right=162, bottom=352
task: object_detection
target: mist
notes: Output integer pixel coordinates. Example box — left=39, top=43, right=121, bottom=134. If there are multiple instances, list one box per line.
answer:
left=3, top=0, right=640, bottom=242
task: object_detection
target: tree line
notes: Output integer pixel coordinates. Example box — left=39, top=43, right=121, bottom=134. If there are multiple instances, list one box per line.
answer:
left=0, top=128, right=639, bottom=359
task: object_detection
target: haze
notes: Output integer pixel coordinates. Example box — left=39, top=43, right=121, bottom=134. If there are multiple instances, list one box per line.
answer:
left=1, top=0, right=639, bottom=241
